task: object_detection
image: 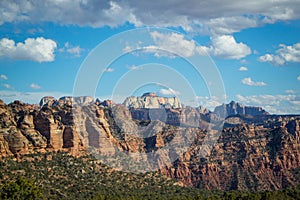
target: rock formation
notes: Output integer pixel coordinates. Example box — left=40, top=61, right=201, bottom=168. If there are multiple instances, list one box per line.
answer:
left=161, top=119, right=300, bottom=190
left=123, top=93, right=182, bottom=109
left=213, top=101, right=269, bottom=118
left=0, top=96, right=299, bottom=191
left=39, top=96, right=56, bottom=107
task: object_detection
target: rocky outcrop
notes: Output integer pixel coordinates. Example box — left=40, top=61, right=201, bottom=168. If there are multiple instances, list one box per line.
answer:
left=59, top=96, right=94, bottom=106
left=161, top=119, right=300, bottom=190
left=213, top=101, right=269, bottom=118
left=99, top=100, right=114, bottom=107
left=123, top=93, right=182, bottom=109
left=0, top=98, right=99, bottom=157
left=0, top=134, right=12, bottom=157
left=39, top=96, right=56, bottom=107
left=128, top=106, right=212, bottom=129
left=0, top=96, right=299, bottom=191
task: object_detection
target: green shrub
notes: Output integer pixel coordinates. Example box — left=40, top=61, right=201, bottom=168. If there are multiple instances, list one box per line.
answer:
left=0, top=177, right=43, bottom=200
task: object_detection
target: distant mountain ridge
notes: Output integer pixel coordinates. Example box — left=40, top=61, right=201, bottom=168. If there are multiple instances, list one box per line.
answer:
left=123, top=92, right=182, bottom=109
left=39, top=93, right=269, bottom=118
left=38, top=94, right=270, bottom=129
left=213, top=100, right=269, bottom=117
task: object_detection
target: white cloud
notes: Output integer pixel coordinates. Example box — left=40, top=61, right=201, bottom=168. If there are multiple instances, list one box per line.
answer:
left=203, top=35, right=251, bottom=59
left=30, top=83, right=41, bottom=90
left=259, top=43, right=300, bottom=65
left=236, top=94, right=300, bottom=114
left=159, top=88, right=180, bottom=96
left=104, top=68, right=115, bottom=73
left=201, top=16, right=259, bottom=35
left=297, top=75, right=300, bottom=81
left=149, top=31, right=198, bottom=57
left=258, top=53, right=285, bottom=65
left=238, top=66, right=248, bottom=71
left=122, top=41, right=143, bottom=53
left=123, top=45, right=133, bottom=53
left=66, top=46, right=82, bottom=57
left=60, top=42, right=83, bottom=57
left=123, top=32, right=203, bottom=58
left=195, top=96, right=224, bottom=111
left=195, top=95, right=228, bottom=111
left=126, top=32, right=250, bottom=60
left=1, top=0, right=299, bottom=36
left=0, top=0, right=137, bottom=27
left=2, top=84, right=13, bottom=89
left=0, top=37, right=57, bottom=62
left=241, top=77, right=266, bottom=86
left=0, top=74, right=8, bottom=80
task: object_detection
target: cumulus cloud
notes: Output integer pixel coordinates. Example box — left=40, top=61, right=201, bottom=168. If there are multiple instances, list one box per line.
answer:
left=241, top=77, right=266, bottom=86
left=159, top=88, right=180, bottom=96
left=67, top=46, right=82, bottom=57
left=0, top=0, right=136, bottom=27
left=203, top=35, right=251, bottom=59
left=1, top=0, right=299, bottom=36
left=123, top=32, right=203, bottom=58
left=236, top=94, right=300, bottom=114
left=125, top=32, right=250, bottom=60
left=259, top=43, right=300, bottom=65
left=59, top=42, right=83, bottom=57
left=0, top=37, right=57, bottom=62
left=149, top=31, right=198, bottom=57
left=258, top=54, right=285, bottom=65
left=30, top=83, right=41, bottom=90
left=200, top=16, right=259, bottom=35
left=0, top=74, right=8, bottom=80
left=238, top=66, right=248, bottom=71
left=297, top=75, right=300, bottom=81
left=1, top=1, right=299, bottom=63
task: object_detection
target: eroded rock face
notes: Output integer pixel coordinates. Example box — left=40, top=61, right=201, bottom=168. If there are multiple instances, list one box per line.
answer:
left=123, top=93, right=182, bottom=109
left=0, top=97, right=300, bottom=191
left=0, top=134, right=12, bottom=157
left=59, top=96, right=94, bottom=106
left=0, top=98, right=95, bottom=157
left=161, top=120, right=300, bottom=191
left=128, top=106, right=211, bottom=129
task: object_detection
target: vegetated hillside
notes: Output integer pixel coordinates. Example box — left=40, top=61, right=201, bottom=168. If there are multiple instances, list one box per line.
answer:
left=0, top=96, right=300, bottom=192
left=0, top=152, right=300, bottom=200
left=0, top=152, right=186, bottom=199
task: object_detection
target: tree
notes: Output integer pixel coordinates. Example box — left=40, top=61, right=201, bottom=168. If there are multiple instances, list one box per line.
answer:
left=0, top=177, right=43, bottom=200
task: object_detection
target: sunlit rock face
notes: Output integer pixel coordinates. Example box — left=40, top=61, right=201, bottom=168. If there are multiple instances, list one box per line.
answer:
left=123, top=93, right=182, bottom=109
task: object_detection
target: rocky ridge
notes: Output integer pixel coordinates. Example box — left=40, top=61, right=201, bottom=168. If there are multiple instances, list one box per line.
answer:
left=214, top=100, right=269, bottom=118
left=0, top=95, right=299, bottom=191
left=123, top=92, right=182, bottom=109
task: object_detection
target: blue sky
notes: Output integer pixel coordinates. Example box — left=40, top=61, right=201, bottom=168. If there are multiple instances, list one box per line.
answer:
left=0, top=0, right=300, bottom=114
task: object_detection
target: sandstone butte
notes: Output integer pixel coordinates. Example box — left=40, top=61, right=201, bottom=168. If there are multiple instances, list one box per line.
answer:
left=0, top=94, right=299, bottom=191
